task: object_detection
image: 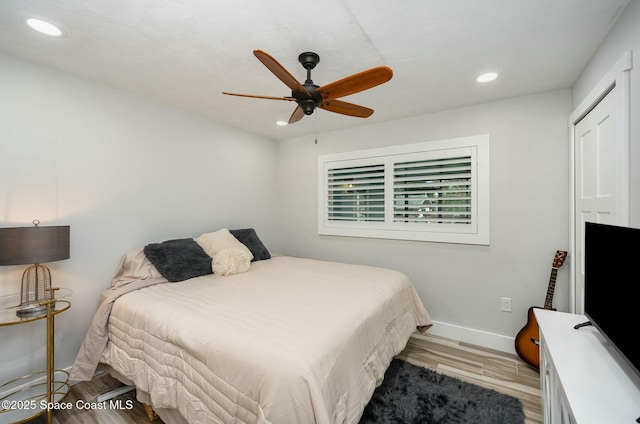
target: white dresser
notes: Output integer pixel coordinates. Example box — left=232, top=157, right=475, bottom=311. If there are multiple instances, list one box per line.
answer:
left=535, top=309, right=640, bottom=423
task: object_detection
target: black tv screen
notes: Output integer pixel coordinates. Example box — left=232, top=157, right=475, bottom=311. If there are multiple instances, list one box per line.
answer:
left=584, top=222, right=640, bottom=378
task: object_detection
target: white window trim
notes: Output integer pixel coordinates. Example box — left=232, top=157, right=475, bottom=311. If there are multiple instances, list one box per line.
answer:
left=318, top=134, right=490, bottom=245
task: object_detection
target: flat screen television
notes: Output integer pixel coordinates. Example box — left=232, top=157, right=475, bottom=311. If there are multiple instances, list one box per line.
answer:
left=582, top=222, right=640, bottom=379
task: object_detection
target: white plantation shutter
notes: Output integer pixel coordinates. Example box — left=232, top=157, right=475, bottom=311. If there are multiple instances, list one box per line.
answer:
left=393, top=156, right=472, bottom=224
left=318, top=135, right=489, bottom=245
left=327, top=163, right=385, bottom=222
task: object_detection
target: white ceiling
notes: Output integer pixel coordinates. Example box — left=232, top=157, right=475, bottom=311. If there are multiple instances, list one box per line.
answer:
left=0, top=0, right=630, bottom=141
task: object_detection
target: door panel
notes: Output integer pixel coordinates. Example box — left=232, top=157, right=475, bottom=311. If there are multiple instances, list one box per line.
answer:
left=574, top=86, right=620, bottom=314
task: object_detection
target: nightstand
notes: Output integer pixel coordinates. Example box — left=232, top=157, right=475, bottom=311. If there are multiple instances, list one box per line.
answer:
left=0, top=288, right=71, bottom=424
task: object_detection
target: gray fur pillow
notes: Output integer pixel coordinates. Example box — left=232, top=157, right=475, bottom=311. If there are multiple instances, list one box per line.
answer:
left=144, top=238, right=212, bottom=282
left=230, top=228, right=271, bottom=261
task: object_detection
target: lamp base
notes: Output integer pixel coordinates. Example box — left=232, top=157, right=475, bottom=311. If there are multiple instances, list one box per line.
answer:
left=16, top=302, right=56, bottom=318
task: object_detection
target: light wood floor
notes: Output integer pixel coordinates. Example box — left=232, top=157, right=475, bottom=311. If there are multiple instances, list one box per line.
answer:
left=397, top=332, right=542, bottom=424
left=28, top=332, right=542, bottom=424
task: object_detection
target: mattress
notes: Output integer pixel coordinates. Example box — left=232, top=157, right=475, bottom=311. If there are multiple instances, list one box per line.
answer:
left=71, top=256, right=431, bottom=424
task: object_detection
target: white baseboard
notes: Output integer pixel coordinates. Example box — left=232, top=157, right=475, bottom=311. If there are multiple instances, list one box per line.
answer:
left=427, top=320, right=516, bottom=355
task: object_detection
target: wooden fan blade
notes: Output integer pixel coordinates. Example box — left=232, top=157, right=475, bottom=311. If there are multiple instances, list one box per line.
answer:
left=288, top=105, right=305, bottom=124
left=319, top=99, right=374, bottom=118
left=222, top=92, right=296, bottom=101
left=253, top=50, right=311, bottom=97
left=316, top=66, right=392, bottom=100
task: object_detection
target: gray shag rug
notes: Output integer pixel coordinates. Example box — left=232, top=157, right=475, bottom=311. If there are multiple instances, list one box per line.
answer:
left=360, top=358, right=525, bottom=424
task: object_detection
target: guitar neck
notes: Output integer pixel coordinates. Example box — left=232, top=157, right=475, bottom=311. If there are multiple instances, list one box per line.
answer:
left=543, top=268, right=559, bottom=310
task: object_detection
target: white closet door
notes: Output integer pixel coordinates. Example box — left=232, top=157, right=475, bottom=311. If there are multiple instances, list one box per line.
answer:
left=573, top=84, right=625, bottom=314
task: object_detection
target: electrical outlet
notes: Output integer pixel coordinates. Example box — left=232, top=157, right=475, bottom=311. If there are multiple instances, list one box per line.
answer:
left=501, top=297, right=512, bottom=312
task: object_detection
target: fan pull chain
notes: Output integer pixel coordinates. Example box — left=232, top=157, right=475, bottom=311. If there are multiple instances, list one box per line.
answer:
left=314, top=111, right=318, bottom=144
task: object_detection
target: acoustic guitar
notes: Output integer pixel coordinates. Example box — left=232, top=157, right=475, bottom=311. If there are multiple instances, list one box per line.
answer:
left=514, top=250, right=568, bottom=370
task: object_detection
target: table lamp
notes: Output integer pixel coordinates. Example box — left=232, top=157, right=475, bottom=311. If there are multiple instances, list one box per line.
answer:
left=0, top=220, right=70, bottom=318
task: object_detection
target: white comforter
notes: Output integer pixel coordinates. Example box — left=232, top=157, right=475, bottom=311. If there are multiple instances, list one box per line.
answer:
left=71, top=256, right=432, bottom=424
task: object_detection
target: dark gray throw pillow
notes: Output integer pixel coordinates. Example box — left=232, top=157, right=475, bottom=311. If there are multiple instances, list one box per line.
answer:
left=230, top=228, right=271, bottom=261
left=144, top=238, right=212, bottom=282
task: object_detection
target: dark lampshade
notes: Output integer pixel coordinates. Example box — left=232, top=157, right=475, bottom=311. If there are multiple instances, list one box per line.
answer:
left=0, top=225, right=70, bottom=265
left=0, top=221, right=70, bottom=317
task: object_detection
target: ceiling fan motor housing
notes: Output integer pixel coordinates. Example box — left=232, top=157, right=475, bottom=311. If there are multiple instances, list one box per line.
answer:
left=295, top=52, right=322, bottom=114
left=293, top=83, right=322, bottom=115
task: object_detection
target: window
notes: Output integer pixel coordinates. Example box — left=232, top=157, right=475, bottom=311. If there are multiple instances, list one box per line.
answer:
left=318, top=135, right=489, bottom=244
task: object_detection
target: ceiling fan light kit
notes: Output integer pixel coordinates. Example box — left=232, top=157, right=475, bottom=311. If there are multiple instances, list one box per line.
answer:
left=223, top=50, right=393, bottom=124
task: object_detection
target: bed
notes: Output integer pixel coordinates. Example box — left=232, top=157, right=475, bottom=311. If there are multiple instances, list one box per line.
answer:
left=70, top=229, right=432, bottom=424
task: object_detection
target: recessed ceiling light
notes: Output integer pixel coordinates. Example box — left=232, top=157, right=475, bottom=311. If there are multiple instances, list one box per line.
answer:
left=25, top=18, right=64, bottom=37
left=276, top=121, right=288, bottom=126
left=476, top=72, right=498, bottom=83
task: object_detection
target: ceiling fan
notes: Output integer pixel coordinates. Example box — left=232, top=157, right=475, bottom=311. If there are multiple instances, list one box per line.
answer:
left=222, top=50, right=393, bottom=124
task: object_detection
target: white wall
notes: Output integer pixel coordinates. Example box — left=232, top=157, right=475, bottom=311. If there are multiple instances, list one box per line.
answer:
left=0, top=53, right=278, bottom=386
left=277, top=89, right=571, bottom=352
left=1, top=0, right=635, bottom=392
left=572, top=0, right=640, bottom=227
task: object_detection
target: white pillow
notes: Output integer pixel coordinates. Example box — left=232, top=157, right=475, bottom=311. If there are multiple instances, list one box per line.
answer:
left=195, top=228, right=254, bottom=260
left=212, top=248, right=251, bottom=276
